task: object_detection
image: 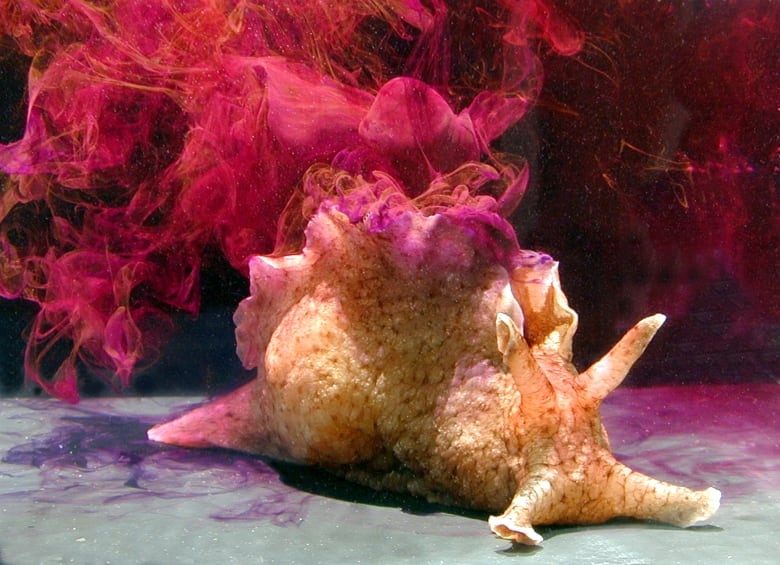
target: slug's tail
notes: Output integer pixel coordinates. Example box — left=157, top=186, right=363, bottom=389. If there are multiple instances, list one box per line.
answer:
left=147, top=380, right=268, bottom=455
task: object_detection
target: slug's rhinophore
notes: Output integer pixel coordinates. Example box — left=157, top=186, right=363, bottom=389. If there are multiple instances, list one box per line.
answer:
left=148, top=166, right=720, bottom=545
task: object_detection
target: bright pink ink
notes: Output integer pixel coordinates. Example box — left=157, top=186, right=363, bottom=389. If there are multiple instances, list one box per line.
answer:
left=2, top=2, right=776, bottom=398
left=0, top=1, right=561, bottom=399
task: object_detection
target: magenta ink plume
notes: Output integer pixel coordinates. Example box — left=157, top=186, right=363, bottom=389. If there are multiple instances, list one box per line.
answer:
left=0, top=1, right=574, bottom=401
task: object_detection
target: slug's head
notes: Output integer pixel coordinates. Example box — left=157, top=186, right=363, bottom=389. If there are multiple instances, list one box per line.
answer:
left=496, top=252, right=666, bottom=414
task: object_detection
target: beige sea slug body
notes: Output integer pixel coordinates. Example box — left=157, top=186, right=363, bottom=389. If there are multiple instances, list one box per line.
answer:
left=148, top=168, right=720, bottom=545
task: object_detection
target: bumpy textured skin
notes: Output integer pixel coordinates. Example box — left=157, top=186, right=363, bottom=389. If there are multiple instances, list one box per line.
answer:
left=148, top=204, right=720, bottom=545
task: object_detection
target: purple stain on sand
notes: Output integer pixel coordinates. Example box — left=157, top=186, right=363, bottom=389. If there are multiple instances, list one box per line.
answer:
left=1, top=403, right=313, bottom=527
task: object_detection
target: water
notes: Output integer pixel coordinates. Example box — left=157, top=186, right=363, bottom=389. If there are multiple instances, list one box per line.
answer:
left=0, top=2, right=778, bottom=563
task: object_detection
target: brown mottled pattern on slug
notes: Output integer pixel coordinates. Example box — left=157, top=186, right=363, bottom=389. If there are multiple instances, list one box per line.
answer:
left=149, top=207, right=720, bottom=545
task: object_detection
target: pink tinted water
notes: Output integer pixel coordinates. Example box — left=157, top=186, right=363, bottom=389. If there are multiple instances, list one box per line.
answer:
left=0, top=1, right=776, bottom=400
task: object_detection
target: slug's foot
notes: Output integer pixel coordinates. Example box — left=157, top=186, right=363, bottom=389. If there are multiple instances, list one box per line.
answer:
left=488, top=479, right=721, bottom=546
left=653, top=486, right=722, bottom=528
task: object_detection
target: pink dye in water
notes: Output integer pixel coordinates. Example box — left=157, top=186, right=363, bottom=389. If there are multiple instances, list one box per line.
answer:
left=0, top=1, right=777, bottom=400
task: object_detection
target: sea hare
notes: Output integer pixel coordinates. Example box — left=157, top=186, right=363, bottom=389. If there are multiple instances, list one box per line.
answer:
left=148, top=166, right=720, bottom=544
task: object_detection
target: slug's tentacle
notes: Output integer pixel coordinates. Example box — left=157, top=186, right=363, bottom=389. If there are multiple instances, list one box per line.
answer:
left=578, top=314, right=666, bottom=403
